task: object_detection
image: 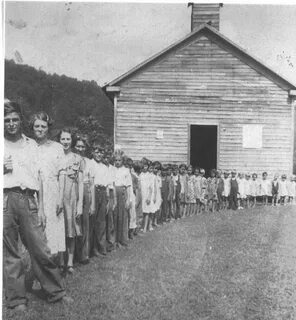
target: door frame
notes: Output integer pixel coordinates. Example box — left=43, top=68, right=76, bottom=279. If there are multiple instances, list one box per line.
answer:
left=187, top=121, right=220, bottom=169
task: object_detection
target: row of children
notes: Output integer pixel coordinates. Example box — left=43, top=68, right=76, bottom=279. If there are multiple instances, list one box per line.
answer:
left=91, top=156, right=296, bottom=246
left=29, top=111, right=296, bottom=274
left=127, top=163, right=296, bottom=232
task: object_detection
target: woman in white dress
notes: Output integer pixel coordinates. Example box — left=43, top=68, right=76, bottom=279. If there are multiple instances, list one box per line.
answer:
left=31, top=112, right=66, bottom=265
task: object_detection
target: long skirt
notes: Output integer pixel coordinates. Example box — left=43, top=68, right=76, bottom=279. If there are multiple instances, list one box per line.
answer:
left=114, top=186, right=129, bottom=246
left=43, top=177, right=66, bottom=254
left=63, top=176, right=81, bottom=238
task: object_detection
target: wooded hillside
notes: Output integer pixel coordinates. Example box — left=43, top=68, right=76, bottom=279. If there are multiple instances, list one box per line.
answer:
left=4, top=59, right=114, bottom=145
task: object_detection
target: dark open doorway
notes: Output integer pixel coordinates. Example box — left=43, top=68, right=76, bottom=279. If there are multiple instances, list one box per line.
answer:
left=190, top=125, right=217, bottom=176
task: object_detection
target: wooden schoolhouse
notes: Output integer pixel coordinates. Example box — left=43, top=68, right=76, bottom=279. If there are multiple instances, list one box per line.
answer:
left=104, top=3, right=296, bottom=175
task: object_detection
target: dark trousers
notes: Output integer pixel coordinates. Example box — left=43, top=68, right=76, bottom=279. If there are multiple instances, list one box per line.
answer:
left=76, top=183, right=91, bottom=261
left=217, top=192, right=223, bottom=210
left=106, top=190, right=115, bottom=248
left=114, top=187, right=128, bottom=245
left=229, top=192, right=238, bottom=210
left=175, top=194, right=181, bottom=219
left=3, top=191, right=65, bottom=308
left=169, top=200, right=175, bottom=220
left=90, top=187, right=107, bottom=255
left=161, top=199, right=169, bottom=222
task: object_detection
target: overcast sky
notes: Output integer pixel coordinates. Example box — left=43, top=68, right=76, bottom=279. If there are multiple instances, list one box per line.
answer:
left=4, top=1, right=296, bottom=86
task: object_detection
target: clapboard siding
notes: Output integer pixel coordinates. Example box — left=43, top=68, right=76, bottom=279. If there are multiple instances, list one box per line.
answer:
left=115, top=33, right=293, bottom=174
left=191, top=4, right=221, bottom=31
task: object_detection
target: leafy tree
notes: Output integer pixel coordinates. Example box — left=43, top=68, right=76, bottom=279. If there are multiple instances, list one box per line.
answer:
left=4, top=59, right=114, bottom=140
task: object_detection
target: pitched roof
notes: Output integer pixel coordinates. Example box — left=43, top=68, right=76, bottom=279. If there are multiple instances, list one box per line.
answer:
left=103, top=24, right=296, bottom=91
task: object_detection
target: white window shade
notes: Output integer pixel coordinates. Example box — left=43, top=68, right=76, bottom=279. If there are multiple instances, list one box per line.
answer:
left=242, top=125, right=263, bottom=149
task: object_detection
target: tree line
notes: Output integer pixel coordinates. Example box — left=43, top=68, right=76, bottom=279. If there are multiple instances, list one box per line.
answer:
left=4, top=59, right=114, bottom=149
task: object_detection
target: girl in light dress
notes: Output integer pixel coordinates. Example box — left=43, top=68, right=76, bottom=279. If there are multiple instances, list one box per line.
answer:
left=58, top=128, right=84, bottom=274
left=260, top=172, right=271, bottom=206
left=185, top=165, right=196, bottom=216
left=140, top=160, right=154, bottom=232
left=152, top=162, right=162, bottom=227
left=222, top=171, right=231, bottom=210
left=249, top=173, right=259, bottom=208
left=124, top=158, right=137, bottom=240
left=278, top=174, right=288, bottom=205
left=132, top=161, right=143, bottom=232
left=193, top=167, right=202, bottom=214
left=147, top=163, right=157, bottom=228
left=199, top=168, right=208, bottom=212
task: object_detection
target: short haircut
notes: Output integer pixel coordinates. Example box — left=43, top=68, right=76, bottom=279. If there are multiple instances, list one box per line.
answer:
left=152, top=161, right=162, bottom=170
left=4, top=100, right=22, bottom=118
left=125, top=157, right=133, bottom=168
left=133, top=160, right=143, bottom=174
left=73, top=132, right=90, bottom=148
left=57, top=127, right=76, bottom=148
left=91, top=139, right=104, bottom=151
left=113, top=149, right=125, bottom=159
left=210, top=169, right=216, bottom=175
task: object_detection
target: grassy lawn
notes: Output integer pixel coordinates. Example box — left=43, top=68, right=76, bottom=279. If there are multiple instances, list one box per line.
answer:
left=3, top=205, right=296, bottom=320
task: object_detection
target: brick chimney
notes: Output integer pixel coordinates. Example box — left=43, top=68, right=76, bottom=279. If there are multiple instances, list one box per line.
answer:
left=189, top=3, right=223, bottom=31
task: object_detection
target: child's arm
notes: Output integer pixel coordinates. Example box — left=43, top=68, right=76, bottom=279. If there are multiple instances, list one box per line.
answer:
left=77, top=170, right=84, bottom=217
left=125, top=171, right=132, bottom=210
left=147, top=179, right=153, bottom=204
left=113, top=182, right=117, bottom=210
left=90, top=176, right=96, bottom=215
left=38, top=170, right=46, bottom=230
left=153, top=177, right=157, bottom=203
left=184, top=176, right=189, bottom=200
left=58, top=170, right=65, bottom=216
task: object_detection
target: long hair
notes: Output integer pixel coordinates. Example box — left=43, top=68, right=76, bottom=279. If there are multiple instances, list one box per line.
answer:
left=4, top=99, right=22, bottom=119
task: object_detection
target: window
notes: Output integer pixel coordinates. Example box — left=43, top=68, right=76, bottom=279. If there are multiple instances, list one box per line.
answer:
left=242, top=125, right=263, bottom=149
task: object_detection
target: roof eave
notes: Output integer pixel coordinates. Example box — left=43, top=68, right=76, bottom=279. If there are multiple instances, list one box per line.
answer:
left=103, top=24, right=296, bottom=91
left=102, top=23, right=208, bottom=89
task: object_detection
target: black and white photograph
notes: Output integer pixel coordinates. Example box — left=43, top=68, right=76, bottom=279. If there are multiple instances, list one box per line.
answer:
left=2, top=1, right=296, bottom=319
